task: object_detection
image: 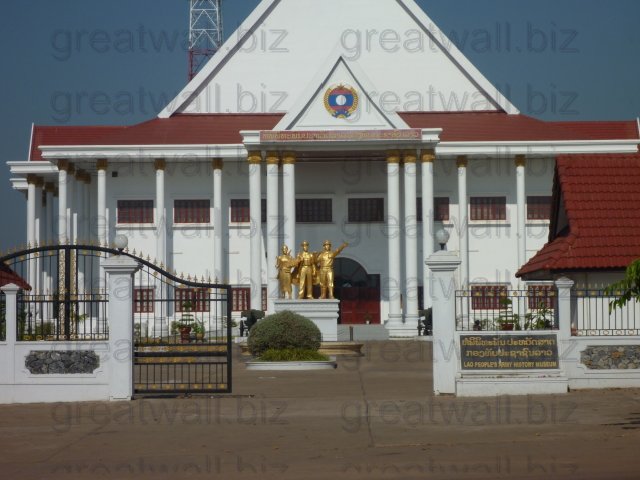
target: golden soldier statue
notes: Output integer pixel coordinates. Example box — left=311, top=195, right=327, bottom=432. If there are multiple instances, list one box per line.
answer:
left=276, top=244, right=297, bottom=299
left=316, top=240, right=348, bottom=299
left=294, top=241, right=317, bottom=299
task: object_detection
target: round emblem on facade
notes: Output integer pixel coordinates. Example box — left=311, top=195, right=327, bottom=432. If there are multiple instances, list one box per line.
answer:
left=324, top=84, right=359, bottom=119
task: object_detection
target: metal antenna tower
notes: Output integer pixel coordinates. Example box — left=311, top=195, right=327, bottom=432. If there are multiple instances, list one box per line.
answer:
left=188, top=0, right=223, bottom=80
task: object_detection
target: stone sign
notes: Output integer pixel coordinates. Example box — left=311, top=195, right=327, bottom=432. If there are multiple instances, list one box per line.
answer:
left=460, top=334, right=559, bottom=371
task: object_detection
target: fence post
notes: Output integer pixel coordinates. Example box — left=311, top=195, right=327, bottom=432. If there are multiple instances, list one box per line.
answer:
left=555, top=277, right=575, bottom=341
left=1, top=284, right=20, bottom=384
left=426, top=251, right=461, bottom=395
left=103, top=255, right=141, bottom=401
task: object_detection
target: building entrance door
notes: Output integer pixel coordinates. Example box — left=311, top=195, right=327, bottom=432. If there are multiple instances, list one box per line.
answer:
left=333, top=258, right=381, bottom=324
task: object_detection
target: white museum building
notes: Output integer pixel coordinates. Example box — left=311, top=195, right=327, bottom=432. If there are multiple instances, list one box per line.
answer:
left=7, top=0, right=640, bottom=337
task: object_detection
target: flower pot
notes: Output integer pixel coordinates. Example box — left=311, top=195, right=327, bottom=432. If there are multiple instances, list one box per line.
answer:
left=179, top=326, right=192, bottom=343
left=500, top=323, right=515, bottom=331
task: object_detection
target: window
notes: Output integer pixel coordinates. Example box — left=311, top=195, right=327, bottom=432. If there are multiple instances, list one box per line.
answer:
left=470, top=197, right=506, bottom=221
left=174, top=199, right=210, bottom=224
left=134, top=288, right=155, bottom=313
left=417, top=197, right=450, bottom=222
left=117, top=200, right=154, bottom=224
left=471, top=284, right=508, bottom=310
left=528, top=284, right=555, bottom=310
left=296, top=199, right=332, bottom=223
left=232, top=287, right=267, bottom=312
left=527, top=196, right=552, bottom=221
left=230, top=199, right=267, bottom=223
left=348, top=198, right=384, bottom=223
left=175, top=288, right=210, bottom=313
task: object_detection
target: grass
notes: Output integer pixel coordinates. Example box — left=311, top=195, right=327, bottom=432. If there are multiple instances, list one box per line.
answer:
left=257, top=348, right=330, bottom=362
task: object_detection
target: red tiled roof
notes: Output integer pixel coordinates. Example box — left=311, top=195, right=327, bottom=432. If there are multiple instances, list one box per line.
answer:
left=30, top=113, right=639, bottom=160
left=0, top=264, right=31, bottom=291
left=517, top=154, right=640, bottom=278
left=399, top=112, right=639, bottom=142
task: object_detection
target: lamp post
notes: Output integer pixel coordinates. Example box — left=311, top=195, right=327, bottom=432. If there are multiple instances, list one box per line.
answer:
left=435, top=229, right=450, bottom=251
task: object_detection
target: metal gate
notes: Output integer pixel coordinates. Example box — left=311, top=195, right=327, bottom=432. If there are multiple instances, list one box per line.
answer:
left=131, top=256, right=232, bottom=396
left=0, top=244, right=232, bottom=396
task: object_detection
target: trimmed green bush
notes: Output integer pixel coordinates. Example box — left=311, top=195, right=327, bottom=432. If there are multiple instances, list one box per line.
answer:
left=248, top=310, right=321, bottom=356
left=258, top=348, right=329, bottom=362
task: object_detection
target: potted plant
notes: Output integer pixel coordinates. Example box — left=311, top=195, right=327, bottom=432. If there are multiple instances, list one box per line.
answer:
left=496, top=297, right=516, bottom=331
left=192, top=320, right=206, bottom=342
left=176, top=301, right=196, bottom=343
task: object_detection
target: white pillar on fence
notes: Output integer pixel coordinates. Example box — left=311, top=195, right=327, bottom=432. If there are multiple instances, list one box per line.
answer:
left=426, top=250, right=461, bottom=395
left=212, top=159, right=223, bottom=282
left=1, top=283, right=21, bottom=383
left=515, top=155, right=527, bottom=280
left=103, top=254, right=141, bottom=401
left=555, top=277, right=575, bottom=342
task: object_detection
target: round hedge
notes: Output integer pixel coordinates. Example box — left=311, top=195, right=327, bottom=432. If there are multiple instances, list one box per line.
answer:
left=248, top=310, right=321, bottom=356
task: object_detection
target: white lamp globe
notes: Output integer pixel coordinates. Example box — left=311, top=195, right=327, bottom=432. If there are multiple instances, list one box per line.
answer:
left=435, top=229, right=450, bottom=250
left=114, top=234, right=128, bottom=251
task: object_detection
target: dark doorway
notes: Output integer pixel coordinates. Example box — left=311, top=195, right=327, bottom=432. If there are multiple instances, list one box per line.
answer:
left=333, top=258, right=381, bottom=324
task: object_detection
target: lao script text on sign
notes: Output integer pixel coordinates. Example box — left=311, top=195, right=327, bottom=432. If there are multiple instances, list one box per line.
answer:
left=460, top=334, right=560, bottom=371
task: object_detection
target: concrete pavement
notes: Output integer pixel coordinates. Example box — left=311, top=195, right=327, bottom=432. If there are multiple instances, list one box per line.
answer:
left=1, top=341, right=639, bottom=479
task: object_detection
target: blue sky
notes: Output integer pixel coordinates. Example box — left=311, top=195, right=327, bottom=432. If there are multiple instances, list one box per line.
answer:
left=1, top=0, right=639, bottom=251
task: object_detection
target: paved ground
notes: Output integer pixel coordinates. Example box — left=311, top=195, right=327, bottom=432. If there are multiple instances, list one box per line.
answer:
left=1, top=341, right=639, bottom=480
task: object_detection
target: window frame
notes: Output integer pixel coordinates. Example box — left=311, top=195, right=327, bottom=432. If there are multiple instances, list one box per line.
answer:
left=470, top=284, right=509, bottom=310
left=417, top=197, right=450, bottom=222
left=229, top=199, right=267, bottom=224
left=134, top=287, right=155, bottom=314
left=469, top=196, right=508, bottom=222
left=347, top=197, right=385, bottom=223
left=116, top=200, right=154, bottom=225
left=175, top=288, right=211, bottom=313
left=526, top=195, right=553, bottom=222
left=295, top=198, right=333, bottom=223
left=174, top=199, right=211, bottom=225
left=231, top=287, right=267, bottom=312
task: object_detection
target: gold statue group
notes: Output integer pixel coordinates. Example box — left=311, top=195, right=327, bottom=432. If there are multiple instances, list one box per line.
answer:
left=276, top=240, right=349, bottom=300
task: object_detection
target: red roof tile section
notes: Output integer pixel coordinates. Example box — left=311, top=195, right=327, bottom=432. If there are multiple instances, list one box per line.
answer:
left=399, top=112, right=639, bottom=142
left=517, top=154, right=640, bottom=278
left=30, top=113, right=639, bottom=161
left=0, top=263, right=31, bottom=290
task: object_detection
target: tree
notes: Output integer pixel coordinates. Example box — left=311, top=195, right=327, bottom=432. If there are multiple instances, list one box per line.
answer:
left=604, top=259, right=640, bottom=311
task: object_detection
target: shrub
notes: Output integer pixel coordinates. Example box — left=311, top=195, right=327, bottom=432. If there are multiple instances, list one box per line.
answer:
left=248, top=310, right=321, bottom=356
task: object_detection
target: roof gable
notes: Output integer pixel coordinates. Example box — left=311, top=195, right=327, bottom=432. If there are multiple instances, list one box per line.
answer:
left=159, top=0, right=517, bottom=118
left=275, top=56, right=408, bottom=131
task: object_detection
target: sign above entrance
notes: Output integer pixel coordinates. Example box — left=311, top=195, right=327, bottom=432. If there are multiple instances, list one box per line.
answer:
left=324, top=84, right=359, bottom=118
left=259, top=129, right=422, bottom=143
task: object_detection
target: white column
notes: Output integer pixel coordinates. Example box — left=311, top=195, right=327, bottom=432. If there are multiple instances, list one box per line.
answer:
left=58, top=162, right=69, bottom=244
left=97, top=160, right=108, bottom=246
left=516, top=155, right=527, bottom=278
left=212, top=159, right=224, bottom=282
left=403, top=150, right=419, bottom=331
left=154, top=159, right=167, bottom=266
left=426, top=250, right=461, bottom=395
left=34, top=180, right=43, bottom=296
left=457, top=156, right=469, bottom=287
left=248, top=152, right=263, bottom=310
left=386, top=152, right=403, bottom=333
left=555, top=277, right=575, bottom=342
left=282, top=152, right=296, bottom=297
left=26, top=176, right=37, bottom=293
left=67, top=164, right=75, bottom=243
left=266, top=152, right=280, bottom=313
left=83, top=175, right=91, bottom=244
left=45, top=184, right=55, bottom=244
left=103, top=255, right=141, bottom=401
left=73, top=170, right=84, bottom=244
left=421, top=149, right=435, bottom=310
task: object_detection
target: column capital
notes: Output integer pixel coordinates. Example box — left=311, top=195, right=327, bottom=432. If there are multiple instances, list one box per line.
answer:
left=266, top=151, right=280, bottom=165
left=456, top=155, right=468, bottom=168
left=402, top=150, right=417, bottom=163
left=515, top=154, right=526, bottom=168
left=154, top=159, right=166, bottom=171
left=386, top=151, right=401, bottom=164
left=211, top=158, right=224, bottom=170
left=44, top=182, right=56, bottom=193
left=26, top=174, right=39, bottom=185
left=57, top=159, right=70, bottom=172
left=247, top=151, right=262, bottom=164
left=420, top=149, right=436, bottom=163
left=282, top=151, right=296, bottom=165
left=96, top=159, right=109, bottom=171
